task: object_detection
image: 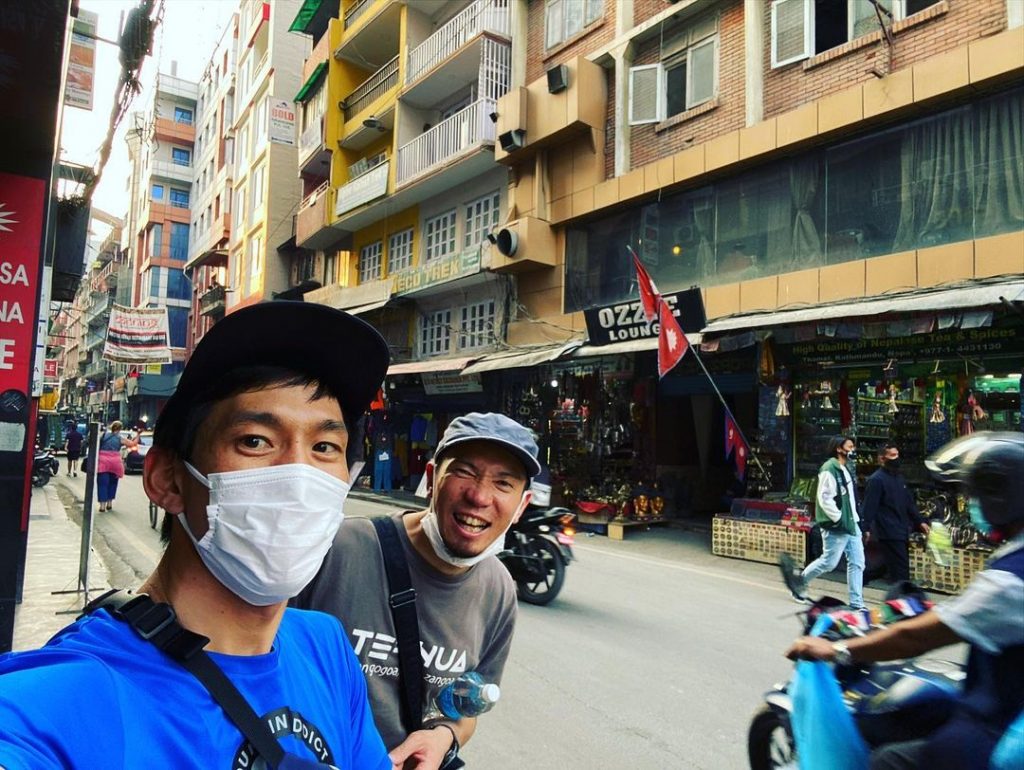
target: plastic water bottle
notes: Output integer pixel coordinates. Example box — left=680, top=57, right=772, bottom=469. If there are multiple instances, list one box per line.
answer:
left=435, top=672, right=500, bottom=719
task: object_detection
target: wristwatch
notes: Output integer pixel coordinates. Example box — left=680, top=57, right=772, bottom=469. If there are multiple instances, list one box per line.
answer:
left=831, top=641, right=855, bottom=667
left=431, top=722, right=460, bottom=767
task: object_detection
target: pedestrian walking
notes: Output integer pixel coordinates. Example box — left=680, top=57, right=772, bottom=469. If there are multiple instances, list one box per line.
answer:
left=64, top=424, right=83, bottom=477
left=0, top=301, right=393, bottom=768
left=95, top=421, right=136, bottom=511
left=295, top=412, right=539, bottom=770
left=783, top=435, right=866, bottom=609
left=862, top=442, right=930, bottom=583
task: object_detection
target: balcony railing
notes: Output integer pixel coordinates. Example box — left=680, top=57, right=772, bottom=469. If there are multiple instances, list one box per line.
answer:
left=151, top=158, right=193, bottom=182
left=407, top=0, right=510, bottom=84
left=396, top=98, right=495, bottom=186
left=344, top=0, right=372, bottom=29
left=300, top=180, right=330, bottom=211
left=336, top=161, right=389, bottom=216
left=342, top=55, right=398, bottom=122
left=199, top=285, right=226, bottom=317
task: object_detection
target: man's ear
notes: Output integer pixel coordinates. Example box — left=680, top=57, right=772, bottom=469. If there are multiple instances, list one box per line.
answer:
left=143, top=447, right=187, bottom=514
left=512, top=489, right=533, bottom=524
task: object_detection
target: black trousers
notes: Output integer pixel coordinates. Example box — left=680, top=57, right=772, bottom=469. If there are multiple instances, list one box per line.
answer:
left=866, top=538, right=911, bottom=583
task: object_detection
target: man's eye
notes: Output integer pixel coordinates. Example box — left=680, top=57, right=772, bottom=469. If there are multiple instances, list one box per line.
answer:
left=452, top=467, right=475, bottom=479
left=496, top=480, right=514, bottom=492
left=240, top=435, right=268, bottom=449
left=313, top=441, right=342, bottom=454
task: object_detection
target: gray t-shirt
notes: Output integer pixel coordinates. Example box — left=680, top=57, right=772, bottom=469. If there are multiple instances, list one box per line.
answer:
left=295, top=513, right=518, bottom=750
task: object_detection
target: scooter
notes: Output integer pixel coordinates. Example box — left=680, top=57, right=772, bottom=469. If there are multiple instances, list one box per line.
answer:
left=747, top=592, right=964, bottom=770
left=31, top=447, right=60, bottom=487
left=498, top=477, right=576, bottom=606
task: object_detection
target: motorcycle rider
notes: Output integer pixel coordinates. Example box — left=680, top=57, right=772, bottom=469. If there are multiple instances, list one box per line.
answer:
left=786, top=432, right=1024, bottom=770
left=295, top=412, right=538, bottom=769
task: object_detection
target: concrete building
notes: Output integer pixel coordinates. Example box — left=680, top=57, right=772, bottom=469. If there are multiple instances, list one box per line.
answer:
left=123, top=70, right=198, bottom=424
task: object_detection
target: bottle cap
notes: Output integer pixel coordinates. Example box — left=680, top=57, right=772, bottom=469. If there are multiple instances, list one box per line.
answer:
left=481, top=684, right=501, bottom=703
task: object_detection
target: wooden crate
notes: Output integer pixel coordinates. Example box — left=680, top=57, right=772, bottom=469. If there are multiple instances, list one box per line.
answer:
left=712, top=517, right=806, bottom=566
left=909, top=543, right=989, bottom=595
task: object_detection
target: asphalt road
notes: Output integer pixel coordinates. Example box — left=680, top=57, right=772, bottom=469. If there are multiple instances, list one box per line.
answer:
left=49, top=472, right=878, bottom=768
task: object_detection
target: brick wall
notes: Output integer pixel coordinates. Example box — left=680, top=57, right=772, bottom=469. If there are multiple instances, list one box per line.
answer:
left=629, top=1, right=746, bottom=169
left=526, top=0, right=619, bottom=83
left=604, top=66, right=616, bottom=178
left=634, top=0, right=670, bottom=27
left=763, top=0, right=1007, bottom=118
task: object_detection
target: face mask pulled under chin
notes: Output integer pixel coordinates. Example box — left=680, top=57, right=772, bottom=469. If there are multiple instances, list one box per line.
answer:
left=420, top=506, right=515, bottom=569
left=180, top=461, right=350, bottom=606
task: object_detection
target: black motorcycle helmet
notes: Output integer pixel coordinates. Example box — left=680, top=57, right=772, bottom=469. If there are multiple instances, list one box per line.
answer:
left=924, top=432, right=1024, bottom=529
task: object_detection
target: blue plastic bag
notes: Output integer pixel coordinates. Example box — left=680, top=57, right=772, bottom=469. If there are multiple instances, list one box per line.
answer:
left=991, top=707, right=1024, bottom=770
left=790, top=615, right=870, bottom=770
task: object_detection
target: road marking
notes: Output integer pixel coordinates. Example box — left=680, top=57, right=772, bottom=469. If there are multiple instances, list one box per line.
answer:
left=572, top=543, right=791, bottom=594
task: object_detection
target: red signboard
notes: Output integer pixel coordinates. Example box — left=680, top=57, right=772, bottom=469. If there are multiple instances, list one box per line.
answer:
left=0, top=173, right=45, bottom=394
left=43, top=358, right=58, bottom=380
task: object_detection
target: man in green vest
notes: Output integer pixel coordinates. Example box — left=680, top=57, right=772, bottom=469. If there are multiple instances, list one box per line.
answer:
left=783, top=435, right=866, bottom=609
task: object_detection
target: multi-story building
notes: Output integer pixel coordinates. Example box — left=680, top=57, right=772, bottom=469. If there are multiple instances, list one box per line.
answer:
left=185, top=14, right=240, bottom=352
left=306, top=0, right=1023, bottom=509
left=123, top=69, right=198, bottom=424
left=226, top=0, right=311, bottom=311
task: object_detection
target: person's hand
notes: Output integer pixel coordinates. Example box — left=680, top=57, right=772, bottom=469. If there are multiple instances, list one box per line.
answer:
left=785, top=635, right=835, bottom=662
left=919, top=522, right=931, bottom=536
left=388, top=726, right=452, bottom=770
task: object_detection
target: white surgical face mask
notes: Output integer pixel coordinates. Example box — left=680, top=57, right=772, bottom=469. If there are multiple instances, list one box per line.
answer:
left=420, top=490, right=526, bottom=569
left=180, top=461, right=350, bottom=606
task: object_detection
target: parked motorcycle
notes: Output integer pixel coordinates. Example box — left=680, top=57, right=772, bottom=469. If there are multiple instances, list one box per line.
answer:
left=498, top=477, right=575, bottom=605
left=31, top=447, right=60, bottom=487
left=748, top=592, right=965, bottom=770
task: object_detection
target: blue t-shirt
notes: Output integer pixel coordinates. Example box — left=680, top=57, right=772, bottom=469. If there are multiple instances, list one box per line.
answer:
left=0, top=608, right=391, bottom=770
left=99, top=432, right=122, bottom=451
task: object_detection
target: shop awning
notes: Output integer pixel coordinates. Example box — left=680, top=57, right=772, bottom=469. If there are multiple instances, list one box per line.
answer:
left=461, top=342, right=582, bottom=375
left=288, top=0, right=324, bottom=33
left=347, top=299, right=389, bottom=315
left=387, top=356, right=478, bottom=376
left=294, top=61, right=328, bottom=102
left=573, top=333, right=703, bottom=359
left=701, top=279, right=1024, bottom=336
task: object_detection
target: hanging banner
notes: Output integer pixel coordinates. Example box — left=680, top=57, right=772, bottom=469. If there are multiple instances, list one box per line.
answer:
left=103, top=304, right=172, bottom=364
left=64, top=10, right=98, bottom=111
left=422, top=372, right=483, bottom=395
left=269, top=99, right=296, bottom=146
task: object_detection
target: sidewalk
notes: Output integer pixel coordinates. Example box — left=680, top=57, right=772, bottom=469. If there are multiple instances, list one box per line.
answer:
left=12, top=484, right=111, bottom=652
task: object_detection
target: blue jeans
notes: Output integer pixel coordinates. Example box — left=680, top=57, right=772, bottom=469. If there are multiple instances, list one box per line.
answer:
left=801, top=523, right=866, bottom=608
left=96, top=472, right=119, bottom=504
left=373, top=458, right=392, bottom=491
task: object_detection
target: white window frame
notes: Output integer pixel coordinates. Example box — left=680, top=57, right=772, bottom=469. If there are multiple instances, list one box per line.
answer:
left=247, top=235, right=262, bottom=295
left=545, top=0, right=604, bottom=50
left=459, top=300, right=495, bottom=350
left=771, top=0, right=927, bottom=68
left=359, top=241, right=383, bottom=283
left=324, top=250, right=337, bottom=284
left=419, top=309, right=452, bottom=356
left=629, top=64, right=664, bottom=125
left=629, top=34, right=718, bottom=127
left=424, top=210, right=457, bottom=261
left=388, top=229, right=413, bottom=273
left=464, top=191, right=501, bottom=249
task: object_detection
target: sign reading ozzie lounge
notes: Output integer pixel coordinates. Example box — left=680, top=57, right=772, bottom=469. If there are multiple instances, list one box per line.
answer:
left=584, top=290, right=691, bottom=346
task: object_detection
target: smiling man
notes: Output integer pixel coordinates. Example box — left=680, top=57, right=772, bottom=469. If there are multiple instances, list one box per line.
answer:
left=296, top=412, right=540, bottom=770
left=0, top=302, right=392, bottom=769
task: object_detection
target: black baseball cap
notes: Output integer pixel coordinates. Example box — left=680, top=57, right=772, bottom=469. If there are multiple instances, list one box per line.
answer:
left=157, top=301, right=389, bottom=442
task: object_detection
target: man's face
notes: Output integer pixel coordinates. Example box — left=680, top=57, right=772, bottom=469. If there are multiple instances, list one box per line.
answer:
left=430, top=440, right=531, bottom=559
left=881, top=447, right=899, bottom=464
left=840, top=440, right=856, bottom=457
left=181, top=383, right=348, bottom=537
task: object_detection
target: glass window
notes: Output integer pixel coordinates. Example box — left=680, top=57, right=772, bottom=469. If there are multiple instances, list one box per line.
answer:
left=169, top=222, right=190, bottom=262
left=388, top=229, right=414, bottom=273
left=546, top=0, right=604, bottom=49
left=173, top=106, right=193, bottom=125
left=247, top=235, right=262, bottom=295
left=460, top=300, right=495, bottom=349
left=424, top=210, right=457, bottom=261
left=465, top=191, right=501, bottom=248
left=167, top=306, right=189, bottom=348
left=149, top=267, right=163, bottom=297
left=171, top=147, right=191, bottom=166
left=166, top=268, right=191, bottom=300
left=170, top=189, right=190, bottom=208
left=359, top=241, right=383, bottom=283
left=420, top=309, right=451, bottom=356
left=151, top=183, right=164, bottom=200
left=148, top=224, right=163, bottom=258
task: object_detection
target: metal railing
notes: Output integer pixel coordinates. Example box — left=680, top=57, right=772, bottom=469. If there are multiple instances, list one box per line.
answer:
left=336, top=161, right=389, bottom=216
left=300, top=180, right=330, bottom=211
left=407, top=0, right=510, bottom=84
left=344, top=0, right=372, bottom=29
left=342, top=55, right=398, bottom=121
left=396, top=98, right=495, bottom=186
left=199, top=285, right=226, bottom=315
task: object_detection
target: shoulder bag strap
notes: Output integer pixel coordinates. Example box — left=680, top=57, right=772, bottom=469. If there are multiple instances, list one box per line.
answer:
left=371, top=516, right=425, bottom=734
left=85, top=590, right=288, bottom=769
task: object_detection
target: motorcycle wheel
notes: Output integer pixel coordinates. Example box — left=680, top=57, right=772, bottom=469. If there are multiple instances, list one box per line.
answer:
left=748, top=706, right=797, bottom=770
left=516, top=538, right=565, bottom=606
left=32, top=473, right=49, bottom=488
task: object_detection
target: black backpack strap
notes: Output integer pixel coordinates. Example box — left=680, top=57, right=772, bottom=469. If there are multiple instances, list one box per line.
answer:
left=372, top=516, right=425, bottom=734
left=85, top=590, right=289, bottom=769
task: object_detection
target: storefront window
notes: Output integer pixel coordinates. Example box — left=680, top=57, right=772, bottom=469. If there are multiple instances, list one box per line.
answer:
left=565, top=87, right=1023, bottom=313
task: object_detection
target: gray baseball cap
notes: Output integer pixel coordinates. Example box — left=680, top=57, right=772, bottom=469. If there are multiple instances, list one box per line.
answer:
left=435, top=412, right=541, bottom=478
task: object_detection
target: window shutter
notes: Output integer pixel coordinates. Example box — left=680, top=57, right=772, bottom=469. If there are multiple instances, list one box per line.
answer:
left=771, top=0, right=812, bottom=68
left=629, top=64, right=663, bottom=125
left=545, top=0, right=563, bottom=49
left=687, top=37, right=716, bottom=107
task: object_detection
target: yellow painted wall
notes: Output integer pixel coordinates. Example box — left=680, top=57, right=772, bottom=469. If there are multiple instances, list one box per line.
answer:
left=347, top=204, right=420, bottom=285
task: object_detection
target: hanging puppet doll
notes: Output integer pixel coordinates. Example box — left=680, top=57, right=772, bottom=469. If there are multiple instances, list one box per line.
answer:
left=775, top=384, right=791, bottom=417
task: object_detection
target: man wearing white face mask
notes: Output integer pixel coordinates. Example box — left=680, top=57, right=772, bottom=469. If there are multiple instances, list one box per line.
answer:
left=0, top=301, right=393, bottom=770
left=296, top=412, right=539, bottom=770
